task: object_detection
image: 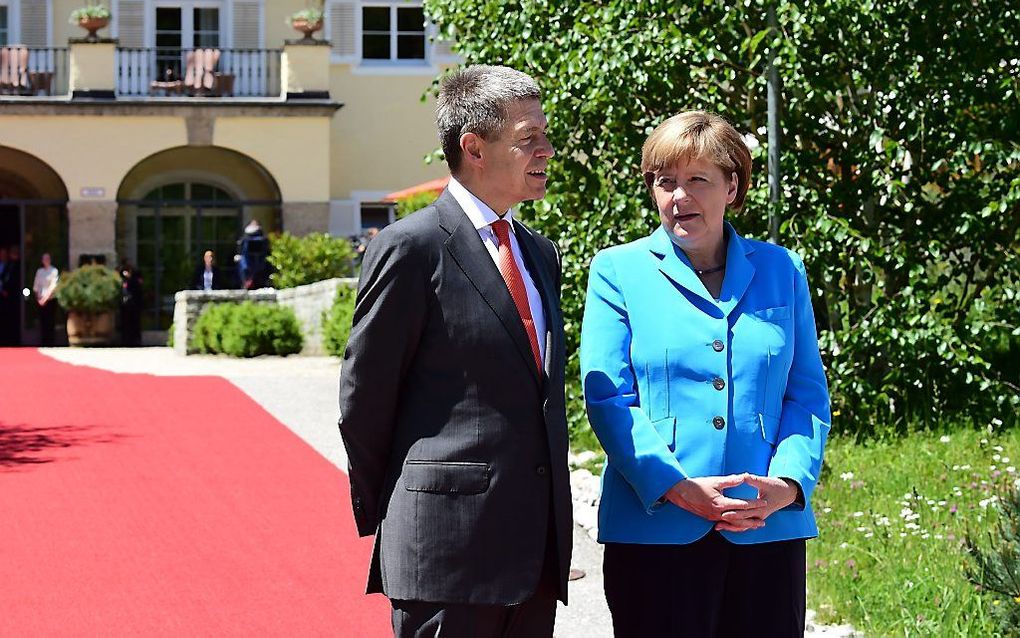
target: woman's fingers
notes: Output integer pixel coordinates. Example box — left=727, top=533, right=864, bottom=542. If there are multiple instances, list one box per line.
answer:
left=714, top=518, right=764, bottom=532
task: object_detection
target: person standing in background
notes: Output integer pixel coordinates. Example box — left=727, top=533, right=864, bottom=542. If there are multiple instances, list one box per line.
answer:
left=33, top=252, right=59, bottom=347
left=192, top=250, right=225, bottom=291
left=120, top=258, right=144, bottom=346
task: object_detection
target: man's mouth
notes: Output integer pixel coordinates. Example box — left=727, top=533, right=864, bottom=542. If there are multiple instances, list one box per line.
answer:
left=526, top=170, right=548, bottom=180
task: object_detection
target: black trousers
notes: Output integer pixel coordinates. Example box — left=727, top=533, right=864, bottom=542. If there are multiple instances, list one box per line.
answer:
left=39, top=300, right=56, bottom=346
left=604, top=532, right=806, bottom=638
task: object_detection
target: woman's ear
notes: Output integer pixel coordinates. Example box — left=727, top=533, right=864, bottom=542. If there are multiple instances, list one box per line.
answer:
left=726, top=171, right=738, bottom=205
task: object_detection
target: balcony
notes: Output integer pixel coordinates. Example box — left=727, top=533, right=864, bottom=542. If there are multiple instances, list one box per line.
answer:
left=0, top=46, right=70, bottom=97
left=0, top=39, right=330, bottom=106
left=115, top=47, right=282, bottom=98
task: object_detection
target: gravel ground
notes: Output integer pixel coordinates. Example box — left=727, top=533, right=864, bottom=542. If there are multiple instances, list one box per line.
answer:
left=41, top=347, right=858, bottom=637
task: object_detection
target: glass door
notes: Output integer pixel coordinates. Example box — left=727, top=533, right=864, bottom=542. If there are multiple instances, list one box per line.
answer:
left=154, top=3, right=221, bottom=85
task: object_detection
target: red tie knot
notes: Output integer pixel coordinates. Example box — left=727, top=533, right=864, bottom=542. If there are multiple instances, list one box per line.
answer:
left=491, top=218, right=512, bottom=245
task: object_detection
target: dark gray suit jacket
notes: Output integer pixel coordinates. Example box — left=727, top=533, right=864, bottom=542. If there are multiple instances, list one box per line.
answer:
left=338, top=189, right=572, bottom=605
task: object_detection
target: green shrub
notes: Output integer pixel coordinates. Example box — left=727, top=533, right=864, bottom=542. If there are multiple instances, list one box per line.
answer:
left=191, top=302, right=303, bottom=357
left=322, top=285, right=357, bottom=356
left=966, top=487, right=1020, bottom=636
left=395, top=191, right=439, bottom=219
left=268, top=232, right=357, bottom=289
left=69, top=2, right=111, bottom=23
left=54, top=265, right=121, bottom=314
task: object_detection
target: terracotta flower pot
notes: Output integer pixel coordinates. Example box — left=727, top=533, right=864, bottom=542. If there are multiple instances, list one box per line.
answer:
left=78, top=16, right=109, bottom=39
left=291, top=18, right=323, bottom=41
left=66, top=310, right=115, bottom=346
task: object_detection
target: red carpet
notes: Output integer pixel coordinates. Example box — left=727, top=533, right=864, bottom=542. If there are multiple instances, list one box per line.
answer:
left=0, top=349, right=389, bottom=636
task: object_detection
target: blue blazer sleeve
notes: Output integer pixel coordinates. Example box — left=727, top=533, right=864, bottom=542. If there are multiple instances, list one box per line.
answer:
left=581, top=250, right=688, bottom=512
left=767, top=253, right=831, bottom=505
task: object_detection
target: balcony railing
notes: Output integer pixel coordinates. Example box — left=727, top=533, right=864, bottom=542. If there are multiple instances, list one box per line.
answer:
left=0, top=46, right=69, bottom=96
left=115, top=48, right=282, bottom=98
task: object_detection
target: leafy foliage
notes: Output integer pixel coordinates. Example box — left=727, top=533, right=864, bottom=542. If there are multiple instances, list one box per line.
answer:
left=191, top=302, right=303, bottom=357
left=395, top=192, right=439, bottom=219
left=69, top=1, right=111, bottom=23
left=54, top=265, right=121, bottom=314
left=425, top=0, right=1020, bottom=437
left=322, top=285, right=357, bottom=356
left=268, top=232, right=357, bottom=289
left=966, top=487, right=1020, bottom=636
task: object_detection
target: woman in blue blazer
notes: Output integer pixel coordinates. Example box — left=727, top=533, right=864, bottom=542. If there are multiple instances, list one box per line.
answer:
left=581, top=111, right=831, bottom=637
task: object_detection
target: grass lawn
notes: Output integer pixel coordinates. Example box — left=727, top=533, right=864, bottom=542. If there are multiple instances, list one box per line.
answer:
left=809, top=425, right=1020, bottom=636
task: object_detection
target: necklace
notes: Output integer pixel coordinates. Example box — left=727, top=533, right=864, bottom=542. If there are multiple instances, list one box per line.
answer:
left=694, top=264, right=725, bottom=276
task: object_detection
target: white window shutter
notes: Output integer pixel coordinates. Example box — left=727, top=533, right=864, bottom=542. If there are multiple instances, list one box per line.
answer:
left=327, top=0, right=357, bottom=62
left=116, top=0, right=146, bottom=48
left=232, top=1, right=261, bottom=49
left=19, top=0, right=48, bottom=46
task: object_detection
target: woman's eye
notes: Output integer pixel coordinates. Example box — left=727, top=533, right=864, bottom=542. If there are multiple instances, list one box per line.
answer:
left=657, top=178, right=676, bottom=187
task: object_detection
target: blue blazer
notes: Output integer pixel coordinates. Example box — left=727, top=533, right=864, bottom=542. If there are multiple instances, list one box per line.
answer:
left=581, top=224, right=831, bottom=545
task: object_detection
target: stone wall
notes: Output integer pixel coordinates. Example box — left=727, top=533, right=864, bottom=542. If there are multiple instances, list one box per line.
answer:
left=172, top=277, right=356, bottom=356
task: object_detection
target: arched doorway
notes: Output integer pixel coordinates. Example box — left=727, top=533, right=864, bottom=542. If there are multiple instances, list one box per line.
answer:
left=0, top=146, right=69, bottom=346
left=116, top=146, right=281, bottom=331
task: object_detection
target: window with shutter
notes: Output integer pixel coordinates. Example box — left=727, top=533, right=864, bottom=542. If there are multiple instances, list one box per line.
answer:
left=0, top=6, right=9, bottom=46
left=327, top=0, right=357, bottom=62
left=232, top=0, right=260, bottom=49
left=19, top=0, right=48, bottom=47
left=116, top=0, right=146, bottom=48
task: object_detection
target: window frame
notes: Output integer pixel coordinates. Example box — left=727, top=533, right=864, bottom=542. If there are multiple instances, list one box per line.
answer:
left=358, top=2, right=426, bottom=65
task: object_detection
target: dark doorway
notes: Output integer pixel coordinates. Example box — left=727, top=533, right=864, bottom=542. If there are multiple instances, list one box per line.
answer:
left=0, top=204, right=22, bottom=346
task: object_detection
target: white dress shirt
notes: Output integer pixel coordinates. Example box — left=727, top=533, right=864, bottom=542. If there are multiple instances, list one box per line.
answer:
left=447, top=176, right=547, bottom=364
left=33, top=266, right=59, bottom=302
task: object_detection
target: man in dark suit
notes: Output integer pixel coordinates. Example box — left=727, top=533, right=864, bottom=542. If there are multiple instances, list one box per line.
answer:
left=338, top=65, right=572, bottom=637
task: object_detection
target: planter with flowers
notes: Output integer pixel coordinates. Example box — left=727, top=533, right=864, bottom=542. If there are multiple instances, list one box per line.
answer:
left=69, top=1, right=112, bottom=40
left=287, top=8, right=324, bottom=42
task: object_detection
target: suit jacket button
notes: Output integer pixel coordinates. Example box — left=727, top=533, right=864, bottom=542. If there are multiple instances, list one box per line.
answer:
left=712, top=416, right=725, bottom=430
left=536, top=465, right=548, bottom=476
left=712, top=340, right=725, bottom=352
left=712, top=377, right=725, bottom=391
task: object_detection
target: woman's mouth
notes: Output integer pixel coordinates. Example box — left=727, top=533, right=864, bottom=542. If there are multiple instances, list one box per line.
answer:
left=674, top=211, right=699, bottom=222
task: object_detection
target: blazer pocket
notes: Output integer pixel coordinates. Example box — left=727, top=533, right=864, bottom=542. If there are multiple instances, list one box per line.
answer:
left=758, top=413, right=781, bottom=446
left=402, top=460, right=491, bottom=495
left=651, top=416, right=677, bottom=452
left=752, top=305, right=792, bottom=323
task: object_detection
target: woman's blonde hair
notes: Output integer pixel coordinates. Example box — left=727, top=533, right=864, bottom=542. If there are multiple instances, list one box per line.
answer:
left=641, top=111, right=753, bottom=210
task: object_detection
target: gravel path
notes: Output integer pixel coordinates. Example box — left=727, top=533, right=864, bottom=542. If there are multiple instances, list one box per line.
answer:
left=40, top=347, right=857, bottom=637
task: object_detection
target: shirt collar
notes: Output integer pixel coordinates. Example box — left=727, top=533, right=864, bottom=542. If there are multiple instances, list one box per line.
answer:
left=448, top=176, right=516, bottom=233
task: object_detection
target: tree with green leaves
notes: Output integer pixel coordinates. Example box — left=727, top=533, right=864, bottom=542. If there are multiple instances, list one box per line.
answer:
left=425, top=0, right=1020, bottom=439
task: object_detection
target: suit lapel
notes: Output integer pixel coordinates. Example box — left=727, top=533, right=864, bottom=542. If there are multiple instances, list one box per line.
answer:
left=649, top=223, right=756, bottom=318
left=437, top=191, right=541, bottom=385
left=513, top=220, right=560, bottom=384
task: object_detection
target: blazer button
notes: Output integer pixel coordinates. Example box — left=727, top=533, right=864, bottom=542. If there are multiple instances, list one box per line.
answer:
left=536, top=465, right=548, bottom=476
left=712, top=340, right=725, bottom=352
left=712, top=377, right=726, bottom=391
left=712, top=416, right=726, bottom=430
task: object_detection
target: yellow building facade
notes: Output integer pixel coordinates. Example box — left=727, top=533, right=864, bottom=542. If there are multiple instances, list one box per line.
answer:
left=0, top=0, right=449, bottom=341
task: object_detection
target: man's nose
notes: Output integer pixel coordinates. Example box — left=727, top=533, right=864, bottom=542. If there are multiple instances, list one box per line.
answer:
left=538, top=137, right=555, bottom=158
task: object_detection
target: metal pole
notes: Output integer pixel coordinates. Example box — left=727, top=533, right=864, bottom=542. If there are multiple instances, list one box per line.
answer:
left=766, top=2, right=782, bottom=244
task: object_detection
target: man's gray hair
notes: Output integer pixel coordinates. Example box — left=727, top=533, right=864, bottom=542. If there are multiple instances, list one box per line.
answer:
left=436, top=65, right=541, bottom=173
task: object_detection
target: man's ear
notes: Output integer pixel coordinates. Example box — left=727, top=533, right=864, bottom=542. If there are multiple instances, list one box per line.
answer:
left=460, top=132, right=485, bottom=170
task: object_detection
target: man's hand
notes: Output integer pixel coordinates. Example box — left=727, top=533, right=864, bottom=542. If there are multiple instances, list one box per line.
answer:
left=664, top=474, right=767, bottom=528
left=715, top=475, right=799, bottom=533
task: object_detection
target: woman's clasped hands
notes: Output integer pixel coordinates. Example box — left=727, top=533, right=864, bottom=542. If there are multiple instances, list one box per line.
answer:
left=663, top=473, right=799, bottom=532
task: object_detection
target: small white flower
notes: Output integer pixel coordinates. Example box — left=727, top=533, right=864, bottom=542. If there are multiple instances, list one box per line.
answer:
left=1003, top=457, right=1010, bottom=464
left=865, top=532, right=874, bottom=538
left=876, top=517, right=891, bottom=527
left=939, top=435, right=951, bottom=443
left=742, top=133, right=761, bottom=151
left=921, top=533, right=930, bottom=539
left=960, top=465, right=972, bottom=471
left=823, top=507, right=832, bottom=513
left=853, top=511, right=864, bottom=518
left=992, top=418, right=1003, bottom=427
left=994, top=445, right=1004, bottom=452
left=900, top=532, right=908, bottom=538
left=840, top=542, right=849, bottom=549
left=841, top=472, right=855, bottom=481
left=993, top=454, right=1001, bottom=462
left=1007, top=467, right=1016, bottom=474
left=856, top=526, right=870, bottom=533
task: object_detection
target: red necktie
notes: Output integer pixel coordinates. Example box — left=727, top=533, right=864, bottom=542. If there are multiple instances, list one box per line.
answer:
left=491, top=219, right=543, bottom=375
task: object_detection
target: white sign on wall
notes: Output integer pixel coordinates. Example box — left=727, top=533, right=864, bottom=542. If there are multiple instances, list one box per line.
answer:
left=80, top=187, right=106, bottom=198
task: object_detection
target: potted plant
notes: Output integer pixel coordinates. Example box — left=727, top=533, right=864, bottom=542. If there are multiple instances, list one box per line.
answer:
left=69, top=1, right=111, bottom=40
left=54, top=264, right=122, bottom=346
left=287, top=3, right=324, bottom=41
